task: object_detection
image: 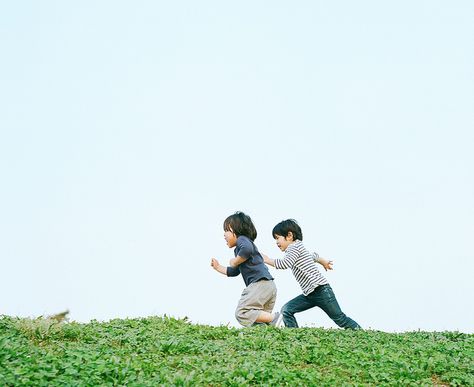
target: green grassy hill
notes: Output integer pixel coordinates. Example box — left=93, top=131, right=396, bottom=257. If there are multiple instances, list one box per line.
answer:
left=1, top=316, right=472, bottom=386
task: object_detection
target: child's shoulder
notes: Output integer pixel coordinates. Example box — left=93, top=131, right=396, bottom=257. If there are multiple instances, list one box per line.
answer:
left=292, top=240, right=305, bottom=249
left=237, top=235, right=252, bottom=243
left=287, top=240, right=304, bottom=253
left=237, top=235, right=255, bottom=247
left=289, top=241, right=316, bottom=265
left=289, top=240, right=311, bottom=256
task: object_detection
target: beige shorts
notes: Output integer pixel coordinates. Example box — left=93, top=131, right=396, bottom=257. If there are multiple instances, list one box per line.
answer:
left=235, top=279, right=277, bottom=327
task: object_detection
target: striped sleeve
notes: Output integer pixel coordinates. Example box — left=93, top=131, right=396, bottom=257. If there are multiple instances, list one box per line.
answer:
left=312, top=252, right=319, bottom=262
left=274, top=244, right=299, bottom=270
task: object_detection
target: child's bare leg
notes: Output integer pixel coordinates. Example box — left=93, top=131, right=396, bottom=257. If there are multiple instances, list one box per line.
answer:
left=255, top=311, right=274, bottom=323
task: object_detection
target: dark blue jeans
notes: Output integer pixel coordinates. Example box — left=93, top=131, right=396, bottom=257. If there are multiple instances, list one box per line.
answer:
left=281, top=284, right=361, bottom=329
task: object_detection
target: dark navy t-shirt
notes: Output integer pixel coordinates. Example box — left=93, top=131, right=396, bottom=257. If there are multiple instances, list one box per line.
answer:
left=226, top=236, right=273, bottom=286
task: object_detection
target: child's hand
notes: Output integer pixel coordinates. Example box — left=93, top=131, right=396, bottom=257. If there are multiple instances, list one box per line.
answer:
left=318, top=257, right=334, bottom=271
left=211, top=258, right=220, bottom=270
left=262, top=254, right=276, bottom=267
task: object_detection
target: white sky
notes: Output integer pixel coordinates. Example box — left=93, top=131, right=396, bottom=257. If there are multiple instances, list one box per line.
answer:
left=1, top=1, right=473, bottom=333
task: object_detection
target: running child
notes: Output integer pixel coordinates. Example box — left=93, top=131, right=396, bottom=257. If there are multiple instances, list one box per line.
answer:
left=211, top=211, right=282, bottom=327
left=263, top=219, right=361, bottom=329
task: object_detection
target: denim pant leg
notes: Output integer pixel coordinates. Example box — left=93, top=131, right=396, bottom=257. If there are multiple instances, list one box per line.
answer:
left=315, top=285, right=361, bottom=329
left=281, top=293, right=317, bottom=328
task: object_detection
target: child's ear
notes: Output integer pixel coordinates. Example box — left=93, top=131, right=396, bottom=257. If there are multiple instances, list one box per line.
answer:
left=286, top=231, right=294, bottom=241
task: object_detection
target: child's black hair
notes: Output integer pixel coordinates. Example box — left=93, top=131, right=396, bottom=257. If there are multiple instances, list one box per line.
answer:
left=272, top=219, right=303, bottom=241
left=223, top=211, right=257, bottom=241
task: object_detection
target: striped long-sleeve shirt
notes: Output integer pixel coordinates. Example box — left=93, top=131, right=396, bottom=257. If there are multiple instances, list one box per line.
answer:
left=274, top=240, right=328, bottom=295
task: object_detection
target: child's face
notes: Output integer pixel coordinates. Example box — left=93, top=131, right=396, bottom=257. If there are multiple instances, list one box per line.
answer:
left=224, top=229, right=237, bottom=248
left=274, top=233, right=294, bottom=252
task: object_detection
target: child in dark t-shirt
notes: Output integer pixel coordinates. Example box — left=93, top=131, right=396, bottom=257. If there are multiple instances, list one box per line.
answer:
left=211, top=212, right=282, bottom=327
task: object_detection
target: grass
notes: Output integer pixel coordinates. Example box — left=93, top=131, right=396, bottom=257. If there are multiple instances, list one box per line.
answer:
left=1, top=315, right=472, bottom=386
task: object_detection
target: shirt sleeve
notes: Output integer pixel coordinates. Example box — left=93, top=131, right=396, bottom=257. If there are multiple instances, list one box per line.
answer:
left=274, top=244, right=299, bottom=270
left=236, top=237, right=252, bottom=261
left=226, top=265, right=241, bottom=277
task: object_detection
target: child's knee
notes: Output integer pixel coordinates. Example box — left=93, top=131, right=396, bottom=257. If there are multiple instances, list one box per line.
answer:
left=281, top=303, right=293, bottom=316
left=235, top=309, right=254, bottom=327
left=235, top=310, right=245, bottom=325
left=235, top=309, right=260, bottom=327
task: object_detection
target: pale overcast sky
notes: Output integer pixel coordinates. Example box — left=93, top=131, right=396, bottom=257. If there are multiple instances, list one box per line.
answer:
left=1, top=1, right=473, bottom=333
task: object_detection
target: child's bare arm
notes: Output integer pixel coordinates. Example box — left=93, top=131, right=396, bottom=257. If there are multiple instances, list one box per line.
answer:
left=229, top=255, right=246, bottom=267
left=211, top=258, right=227, bottom=275
left=262, top=254, right=275, bottom=267
left=314, top=254, right=333, bottom=271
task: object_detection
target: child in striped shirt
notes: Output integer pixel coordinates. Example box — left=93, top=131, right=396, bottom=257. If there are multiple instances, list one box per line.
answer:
left=263, top=219, right=361, bottom=329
